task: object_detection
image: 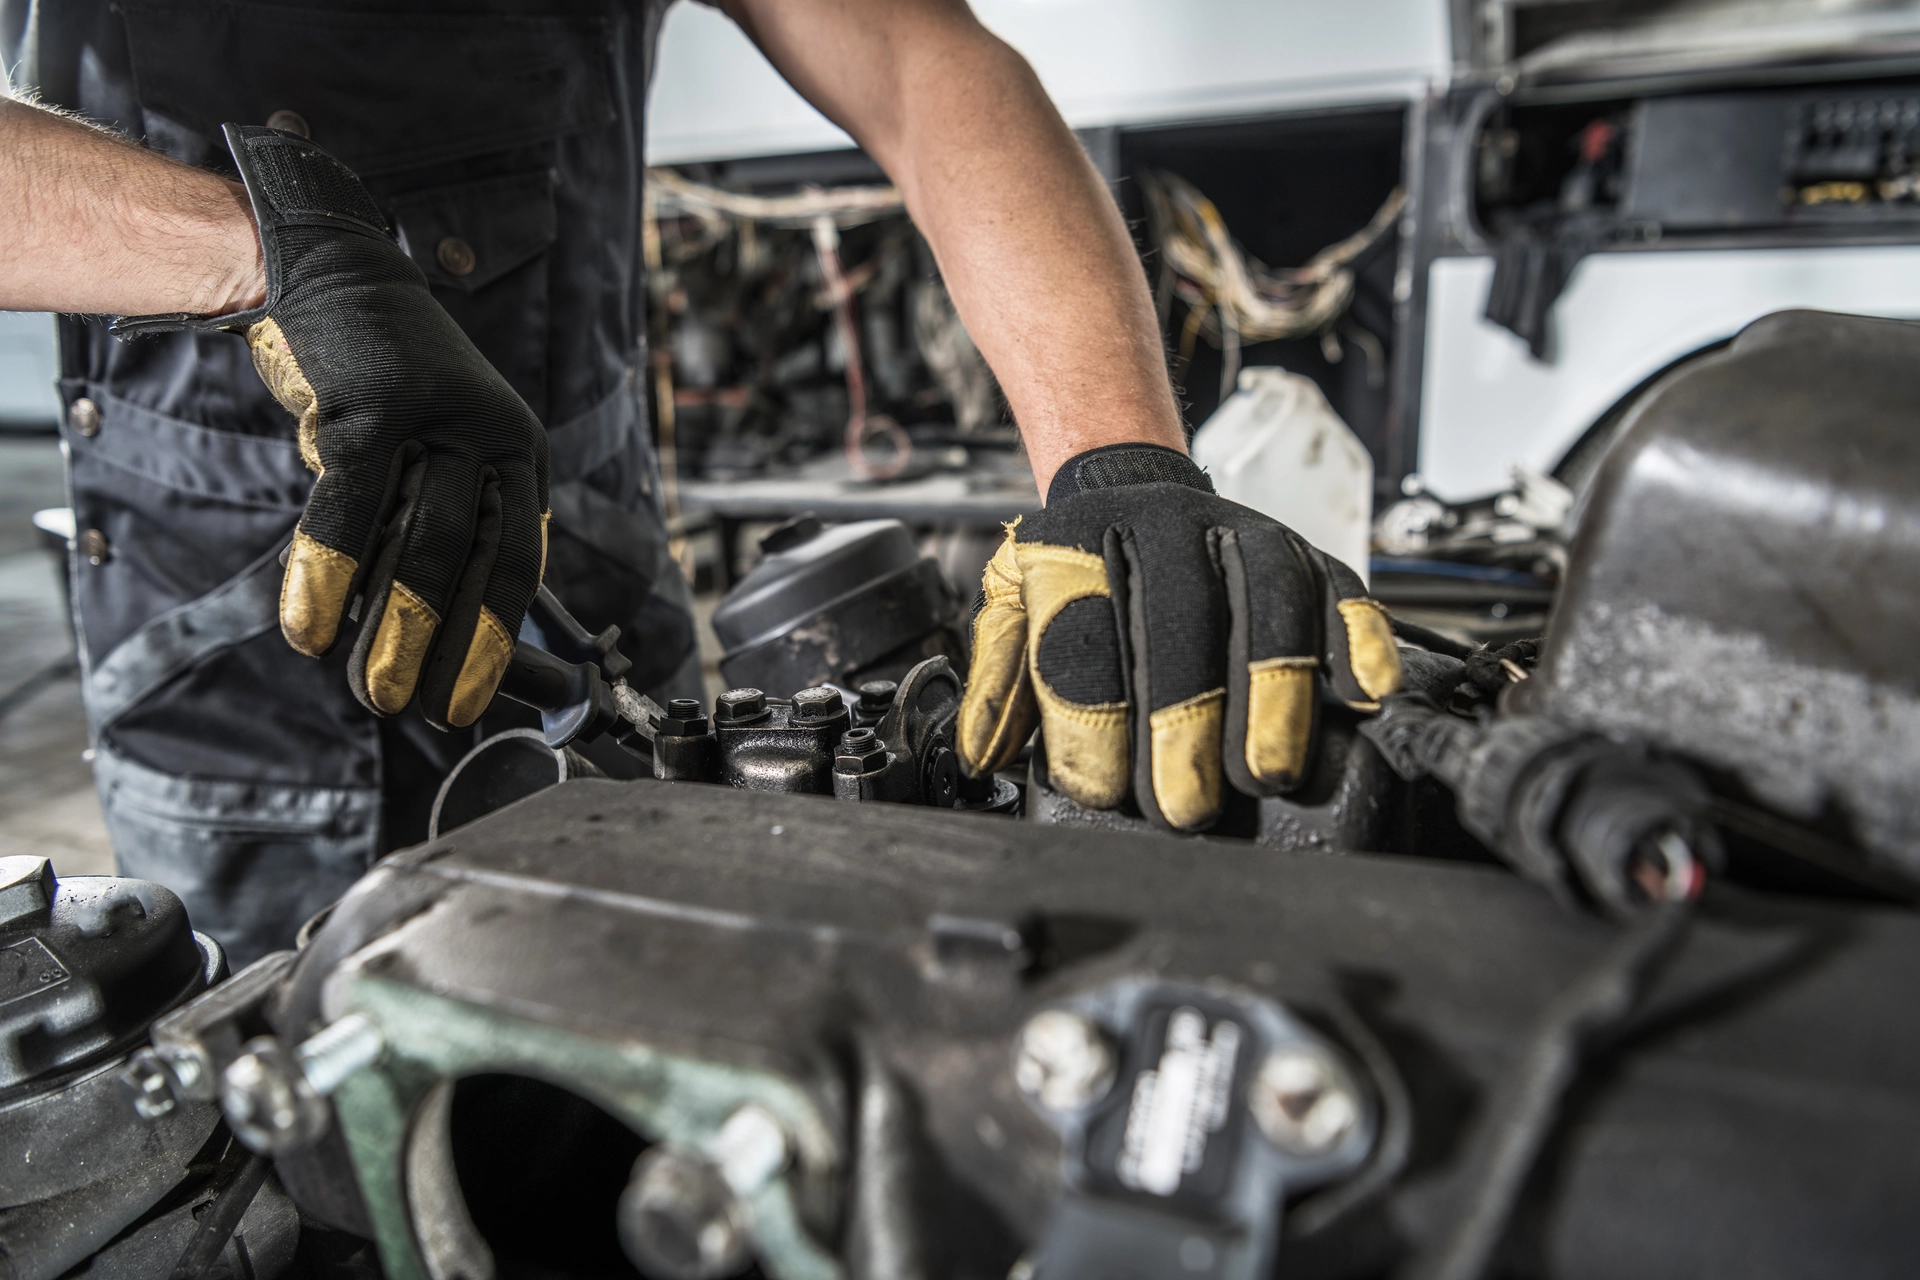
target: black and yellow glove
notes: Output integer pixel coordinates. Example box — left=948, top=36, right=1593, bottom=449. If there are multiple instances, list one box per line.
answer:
left=121, top=125, right=550, bottom=730
left=957, top=443, right=1402, bottom=831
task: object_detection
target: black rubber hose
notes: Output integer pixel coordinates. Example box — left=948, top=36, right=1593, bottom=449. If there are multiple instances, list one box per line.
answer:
left=168, top=1153, right=272, bottom=1280
left=1400, top=902, right=1692, bottom=1280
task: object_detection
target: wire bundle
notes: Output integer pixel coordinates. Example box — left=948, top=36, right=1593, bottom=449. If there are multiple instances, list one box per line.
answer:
left=1141, top=170, right=1405, bottom=396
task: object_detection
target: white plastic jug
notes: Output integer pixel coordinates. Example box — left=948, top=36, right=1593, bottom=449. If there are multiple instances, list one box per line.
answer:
left=1190, top=367, right=1373, bottom=585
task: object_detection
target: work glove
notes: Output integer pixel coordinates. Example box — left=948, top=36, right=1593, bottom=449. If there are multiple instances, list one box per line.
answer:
left=957, top=444, right=1403, bottom=831
left=117, top=125, right=549, bottom=730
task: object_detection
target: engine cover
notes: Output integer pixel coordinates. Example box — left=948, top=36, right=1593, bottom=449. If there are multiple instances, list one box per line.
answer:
left=270, top=780, right=1920, bottom=1280
left=1525, top=309, right=1920, bottom=879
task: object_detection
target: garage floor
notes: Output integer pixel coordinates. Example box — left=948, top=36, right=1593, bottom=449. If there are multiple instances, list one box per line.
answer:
left=0, top=434, right=114, bottom=877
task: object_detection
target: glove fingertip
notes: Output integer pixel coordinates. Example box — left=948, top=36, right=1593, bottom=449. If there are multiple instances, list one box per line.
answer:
left=1238, top=657, right=1317, bottom=792
left=440, top=607, right=516, bottom=730
left=1145, top=688, right=1226, bottom=831
left=1336, top=598, right=1404, bottom=704
left=281, top=529, right=357, bottom=657
left=361, top=580, right=440, bottom=716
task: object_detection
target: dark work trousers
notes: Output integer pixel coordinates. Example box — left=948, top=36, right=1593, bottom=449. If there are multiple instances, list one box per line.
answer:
left=5, top=0, right=697, bottom=964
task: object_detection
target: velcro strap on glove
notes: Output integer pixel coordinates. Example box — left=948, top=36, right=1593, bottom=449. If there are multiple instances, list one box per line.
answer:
left=1047, top=443, right=1215, bottom=503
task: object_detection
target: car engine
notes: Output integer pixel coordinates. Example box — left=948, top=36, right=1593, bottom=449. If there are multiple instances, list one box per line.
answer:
left=5, top=310, right=1918, bottom=1280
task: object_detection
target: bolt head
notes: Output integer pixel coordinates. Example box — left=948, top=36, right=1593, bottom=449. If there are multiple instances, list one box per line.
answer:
left=1014, top=1010, right=1115, bottom=1112
left=791, top=687, right=844, bottom=721
left=618, top=1146, right=751, bottom=1280
left=1249, top=1048, right=1359, bottom=1156
left=221, top=1037, right=331, bottom=1154
left=924, top=746, right=959, bottom=807
left=714, top=689, right=767, bottom=724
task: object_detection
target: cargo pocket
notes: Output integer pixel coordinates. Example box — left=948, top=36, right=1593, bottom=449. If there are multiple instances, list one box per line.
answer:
left=95, top=746, right=380, bottom=969
left=387, top=171, right=560, bottom=414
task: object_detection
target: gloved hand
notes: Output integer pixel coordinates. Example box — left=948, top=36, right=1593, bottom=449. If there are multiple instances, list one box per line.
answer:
left=118, top=125, right=549, bottom=730
left=957, top=444, right=1403, bottom=830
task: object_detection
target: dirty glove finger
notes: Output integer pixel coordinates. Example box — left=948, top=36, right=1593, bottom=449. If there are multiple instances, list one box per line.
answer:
left=1315, top=550, right=1403, bottom=709
left=1109, top=523, right=1228, bottom=832
left=280, top=455, right=405, bottom=659
left=415, top=466, right=547, bottom=730
left=957, top=527, right=1039, bottom=778
left=1220, top=526, right=1321, bottom=795
left=349, top=453, right=474, bottom=717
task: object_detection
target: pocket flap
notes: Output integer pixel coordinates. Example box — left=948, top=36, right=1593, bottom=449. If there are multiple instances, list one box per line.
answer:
left=389, top=170, right=558, bottom=293
left=121, top=1, right=616, bottom=176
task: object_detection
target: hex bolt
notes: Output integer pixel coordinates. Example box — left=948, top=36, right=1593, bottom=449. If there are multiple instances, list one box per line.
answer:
left=1249, top=1048, right=1360, bottom=1156
left=791, top=687, right=844, bottom=721
left=1014, top=1010, right=1116, bottom=1112
left=835, top=727, right=886, bottom=775
left=654, top=697, right=711, bottom=737
left=220, top=1014, right=384, bottom=1155
left=714, top=689, right=767, bottom=724
left=855, top=680, right=897, bottom=726
left=221, top=1038, right=330, bottom=1155
left=119, top=1048, right=178, bottom=1120
left=617, top=1146, right=752, bottom=1280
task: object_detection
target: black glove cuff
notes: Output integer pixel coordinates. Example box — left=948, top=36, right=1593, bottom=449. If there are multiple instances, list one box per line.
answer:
left=1047, top=442, right=1214, bottom=505
left=110, top=124, right=391, bottom=338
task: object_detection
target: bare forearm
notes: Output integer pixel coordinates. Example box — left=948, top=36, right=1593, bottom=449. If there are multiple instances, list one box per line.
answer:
left=0, top=96, right=264, bottom=316
left=730, top=2, right=1185, bottom=495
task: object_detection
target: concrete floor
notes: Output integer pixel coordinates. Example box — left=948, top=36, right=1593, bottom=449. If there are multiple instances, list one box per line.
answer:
left=0, top=434, right=115, bottom=877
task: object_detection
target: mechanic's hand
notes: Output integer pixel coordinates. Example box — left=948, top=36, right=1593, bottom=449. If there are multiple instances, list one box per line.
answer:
left=127, top=125, right=550, bottom=730
left=957, top=444, right=1402, bottom=830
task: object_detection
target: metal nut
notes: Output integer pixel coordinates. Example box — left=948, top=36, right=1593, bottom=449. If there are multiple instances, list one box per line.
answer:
left=1249, top=1048, right=1359, bottom=1155
left=834, top=727, right=886, bottom=775
left=617, top=1146, right=752, bottom=1280
left=654, top=697, right=711, bottom=737
left=1014, top=1010, right=1115, bottom=1112
left=221, top=1037, right=330, bottom=1154
left=119, top=1048, right=178, bottom=1120
left=219, top=1015, right=382, bottom=1155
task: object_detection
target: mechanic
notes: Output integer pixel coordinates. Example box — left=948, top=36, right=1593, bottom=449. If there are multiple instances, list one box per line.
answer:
left=0, top=0, right=1401, bottom=965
